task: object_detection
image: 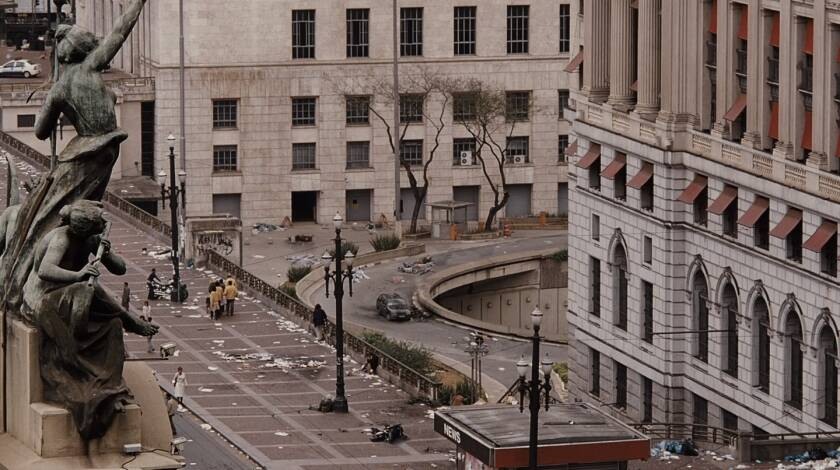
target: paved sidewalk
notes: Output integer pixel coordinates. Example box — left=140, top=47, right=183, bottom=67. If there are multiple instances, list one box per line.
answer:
left=101, top=224, right=455, bottom=470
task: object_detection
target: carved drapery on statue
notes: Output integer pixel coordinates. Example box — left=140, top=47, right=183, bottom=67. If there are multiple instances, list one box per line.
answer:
left=0, top=0, right=152, bottom=442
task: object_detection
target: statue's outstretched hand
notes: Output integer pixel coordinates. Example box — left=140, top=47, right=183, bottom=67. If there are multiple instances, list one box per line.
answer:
left=123, top=314, right=159, bottom=337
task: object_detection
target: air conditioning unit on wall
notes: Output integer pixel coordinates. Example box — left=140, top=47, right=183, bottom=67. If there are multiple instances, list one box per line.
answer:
left=513, top=155, right=524, bottom=164
left=460, top=151, right=473, bottom=166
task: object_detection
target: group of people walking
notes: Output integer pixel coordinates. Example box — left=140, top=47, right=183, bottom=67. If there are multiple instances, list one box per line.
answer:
left=206, top=274, right=238, bottom=320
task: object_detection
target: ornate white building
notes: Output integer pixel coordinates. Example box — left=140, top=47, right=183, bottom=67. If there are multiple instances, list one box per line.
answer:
left=75, top=0, right=580, bottom=226
left=568, top=0, right=840, bottom=434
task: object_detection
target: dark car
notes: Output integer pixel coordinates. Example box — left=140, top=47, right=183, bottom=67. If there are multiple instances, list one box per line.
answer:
left=376, top=293, right=411, bottom=321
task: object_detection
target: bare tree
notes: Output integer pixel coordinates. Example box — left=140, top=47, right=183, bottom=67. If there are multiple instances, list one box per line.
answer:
left=451, top=78, right=530, bottom=232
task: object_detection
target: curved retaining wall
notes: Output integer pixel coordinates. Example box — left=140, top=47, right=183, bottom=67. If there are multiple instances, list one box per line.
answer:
left=416, top=248, right=568, bottom=343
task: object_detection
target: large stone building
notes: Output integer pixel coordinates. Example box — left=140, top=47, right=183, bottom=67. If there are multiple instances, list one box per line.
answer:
left=567, top=0, right=840, bottom=435
left=76, top=0, right=579, bottom=226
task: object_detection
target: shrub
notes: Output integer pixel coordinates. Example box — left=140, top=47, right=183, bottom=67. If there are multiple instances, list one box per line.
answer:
left=370, top=233, right=401, bottom=252
left=437, top=380, right=480, bottom=406
left=553, top=362, right=568, bottom=383
left=328, top=241, right=359, bottom=259
left=361, top=331, right=433, bottom=375
left=279, top=284, right=298, bottom=300
left=550, top=249, right=568, bottom=262
left=287, top=265, right=312, bottom=283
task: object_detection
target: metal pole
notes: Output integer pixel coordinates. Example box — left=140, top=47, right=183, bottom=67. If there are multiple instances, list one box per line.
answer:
left=332, top=228, right=348, bottom=413
left=168, top=146, right=182, bottom=303
left=392, top=0, right=401, bottom=233
left=178, top=0, right=186, bottom=170
left=529, top=325, right=541, bottom=470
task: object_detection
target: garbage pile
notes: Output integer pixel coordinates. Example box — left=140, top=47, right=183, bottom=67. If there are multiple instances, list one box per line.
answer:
left=777, top=447, right=840, bottom=469
left=286, top=254, right=319, bottom=267
left=252, top=222, right=282, bottom=234
left=397, top=256, right=435, bottom=275
left=650, top=439, right=700, bottom=460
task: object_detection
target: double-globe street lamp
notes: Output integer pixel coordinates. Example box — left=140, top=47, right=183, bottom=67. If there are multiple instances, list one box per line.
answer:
left=157, top=134, right=187, bottom=302
left=322, top=212, right=356, bottom=413
left=516, top=307, right=554, bottom=470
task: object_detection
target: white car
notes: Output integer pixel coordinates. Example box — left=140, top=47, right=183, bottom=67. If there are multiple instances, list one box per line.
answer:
left=0, top=60, right=41, bottom=78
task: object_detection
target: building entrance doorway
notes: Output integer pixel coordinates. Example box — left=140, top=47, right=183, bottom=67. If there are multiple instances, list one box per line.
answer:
left=292, top=191, right=318, bottom=222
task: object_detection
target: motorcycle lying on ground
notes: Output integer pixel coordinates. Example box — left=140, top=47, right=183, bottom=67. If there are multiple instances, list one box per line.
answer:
left=147, top=278, right=189, bottom=302
left=369, top=424, right=406, bottom=443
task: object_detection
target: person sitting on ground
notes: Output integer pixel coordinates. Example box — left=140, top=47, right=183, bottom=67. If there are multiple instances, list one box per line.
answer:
left=223, top=279, right=237, bottom=316
left=362, top=352, right=380, bottom=375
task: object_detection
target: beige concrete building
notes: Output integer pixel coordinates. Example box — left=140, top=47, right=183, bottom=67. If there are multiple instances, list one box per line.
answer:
left=568, top=0, right=840, bottom=435
left=76, top=0, right=579, bottom=226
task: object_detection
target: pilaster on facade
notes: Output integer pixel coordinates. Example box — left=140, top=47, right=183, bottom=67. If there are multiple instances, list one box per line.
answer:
left=657, top=0, right=702, bottom=129
left=633, top=0, right=662, bottom=121
left=583, top=0, right=611, bottom=103
left=607, top=0, right=635, bottom=111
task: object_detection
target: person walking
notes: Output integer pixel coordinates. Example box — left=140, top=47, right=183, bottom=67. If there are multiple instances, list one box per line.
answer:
left=208, top=285, right=221, bottom=321
left=147, top=268, right=161, bottom=299
left=172, top=367, right=187, bottom=406
left=225, top=273, right=237, bottom=290
left=166, top=393, right=178, bottom=435
left=223, top=279, right=237, bottom=316
left=215, top=280, right=225, bottom=316
left=141, top=300, right=154, bottom=353
left=121, top=282, right=131, bottom=311
left=312, top=304, right=327, bottom=341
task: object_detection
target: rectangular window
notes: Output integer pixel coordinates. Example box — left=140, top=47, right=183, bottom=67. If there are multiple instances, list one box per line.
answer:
left=615, top=363, right=627, bottom=409
left=16, top=114, right=35, bottom=128
left=755, top=206, right=770, bottom=250
left=291, top=97, right=316, bottom=126
left=453, top=138, right=477, bottom=166
left=640, top=175, right=654, bottom=211
left=505, top=91, right=531, bottom=121
left=400, top=94, right=424, bottom=123
left=453, top=6, right=476, bottom=56
left=787, top=220, right=803, bottom=263
left=558, top=89, right=570, bottom=118
left=346, top=9, right=369, bottom=58
left=642, top=280, right=654, bottom=343
left=346, top=141, right=370, bottom=169
left=642, top=377, right=653, bottom=423
left=212, top=145, right=238, bottom=173
left=558, top=135, right=569, bottom=163
left=212, top=99, right=237, bottom=129
left=292, top=143, right=316, bottom=170
left=507, top=5, right=529, bottom=54
left=400, top=139, right=423, bottom=166
left=292, top=10, right=316, bottom=59
left=400, top=7, right=423, bottom=57
left=722, top=187, right=739, bottom=238
left=590, top=257, right=601, bottom=317
left=591, top=213, right=600, bottom=241
left=453, top=93, right=477, bottom=121
left=694, top=186, right=709, bottom=226
left=821, top=230, right=838, bottom=277
left=643, top=236, right=653, bottom=265
left=692, top=394, right=709, bottom=441
left=559, top=4, right=571, bottom=53
left=505, top=136, right=529, bottom=164
left=722, top=410, right=738, bottom=432
left=346, top=96, right=370, bottom=125
left=589, top=348, right=600, bottom=397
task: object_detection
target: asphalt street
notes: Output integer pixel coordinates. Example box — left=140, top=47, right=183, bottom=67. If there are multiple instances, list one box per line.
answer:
left=174, top=411, right=257, bottom=470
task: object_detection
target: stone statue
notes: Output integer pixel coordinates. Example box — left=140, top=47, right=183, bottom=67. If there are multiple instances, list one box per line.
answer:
left=22, top=200, right=158, bottom=440
left=0, top=0, right=147, bottom=317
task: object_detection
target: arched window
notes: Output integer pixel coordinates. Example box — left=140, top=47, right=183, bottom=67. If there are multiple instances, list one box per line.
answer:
left=752, top=297, right=771, bottom=393
left=720, top=283, right=739, bottom=378
left=692, top=273, right=710, bottom=362
left=783, top=311, right=804, bottom=409
left=818, top=325, right=838, bottom=427
left=613, top=244, right=628, bottom=331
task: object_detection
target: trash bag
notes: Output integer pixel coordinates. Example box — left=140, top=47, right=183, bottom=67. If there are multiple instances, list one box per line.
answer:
left=809, top=448, right=827, bottom=461
left=680, top=438, right=699, bottom=456
left=317, top=398, right=334, bottom=413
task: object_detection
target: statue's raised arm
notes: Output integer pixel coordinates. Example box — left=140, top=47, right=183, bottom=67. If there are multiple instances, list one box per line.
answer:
left=84, top=0, right=147, bottom=71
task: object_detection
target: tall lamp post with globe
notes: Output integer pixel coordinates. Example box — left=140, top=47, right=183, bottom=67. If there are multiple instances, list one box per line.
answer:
left=516, top=307, right=554, bottom=470
left=157, top=134, right=187, bottom=302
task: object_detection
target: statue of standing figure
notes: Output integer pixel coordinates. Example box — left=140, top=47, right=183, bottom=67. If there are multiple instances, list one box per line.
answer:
left=0, top=0, right=156, bottom=442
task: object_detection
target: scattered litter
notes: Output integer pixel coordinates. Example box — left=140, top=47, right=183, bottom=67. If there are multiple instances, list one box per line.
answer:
left=273, top=431, right=289, bottom=437
left=397, top=258, right=434, bottom=275
left=650, top=439, right=699, bottom=459
left=198, top=387, right=214, bottom=393
left=207, top=366, right=219, bottom=371
left=200, top=424, right=212, bottom=431
left=252, top=223, right=281, bottom=234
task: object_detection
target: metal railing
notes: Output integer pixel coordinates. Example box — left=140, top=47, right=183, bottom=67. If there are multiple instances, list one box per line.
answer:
left=631, top=422, right=739, bottom=447
left=205, top=250, right=442, bottom=401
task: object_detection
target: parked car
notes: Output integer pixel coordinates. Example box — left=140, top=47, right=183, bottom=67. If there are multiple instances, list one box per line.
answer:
left=376, top=293, right=411, bottom=321
left=0, top=59, right=41, bottom=78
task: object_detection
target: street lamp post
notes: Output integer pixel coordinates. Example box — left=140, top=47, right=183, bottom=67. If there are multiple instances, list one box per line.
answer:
left=157, top=134, right=187, bottom=303
left=322, top=212, right=355, bottom=413
left=516, top=307, right=554, bottom=470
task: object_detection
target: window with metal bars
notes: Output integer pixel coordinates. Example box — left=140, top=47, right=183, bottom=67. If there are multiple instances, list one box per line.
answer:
left=589, top=348, right=600, bottom=397
left=346, top=9, right=369, bottom=58
left=291, top=97, right=316, bottom=126
left=723, top=302, right=739, bottom=378
left=694, top=290, right=709, bottom=363
left=559, top=4, right=570, bottom=53
left=768, top=47, right=780, bottom=85
left=212, top=99, right=237, bottom=129
left=212, top=145, right=238, bottom=173
left=292, top=143, right=316, bottom=170
left=345, top=96, right=370, bottom=125
left=400, top=94, right=424, bottom=123
left=642, top=281, right=653, bottom=343
left=735, top=39, right=748, bottom=93
left=615, top=363, right=627, bottom=409
left=785, top=316, right=804, bottom=409
left=506, top=5, right=529, bottom=54
left=590, top=256, right=600, bottom=317
left=400, top=8, right=423, bottom=56
left=692, top=394, right=708, bottom=441
left=558, top=135, right=569, bottom=163
left=505, top=136, right=529, bottom=164
left=453, top=138, right=477, bottom=166
left=400, top=139, right=423, bottom=166
left=506, top=91, right=530, bottom=121
left=757, top=313, right=771, bottom=393
left=16, top=114, right=35, bottom=128
left=292, top=10, right=315, bottom=59
left=614, top=252, right=628, bottom=330
left=453, top=6, right=476, bottom=55
left=642, top=377, right=653, bottom=423
left=140, top=101, right=155, bottom=177
left=346, top=141, right=370, bottom=169
left=453, top=93, right=477, bottom=121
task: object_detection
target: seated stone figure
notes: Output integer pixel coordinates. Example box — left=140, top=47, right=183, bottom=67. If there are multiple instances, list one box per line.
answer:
left=22, top=200, right=157, bottom=440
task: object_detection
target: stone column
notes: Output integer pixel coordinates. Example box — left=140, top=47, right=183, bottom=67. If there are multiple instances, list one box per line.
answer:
left=741, top=0, right=763, bottom=149
left=608, top=0, right=635, bottom=110
left=807, top=0, right=828, bottom=169
left=583, top=0, right=610, bottom=103
left=635, top=0, right=661, bottom=120
left=657, top=0, right=702, bottom=127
